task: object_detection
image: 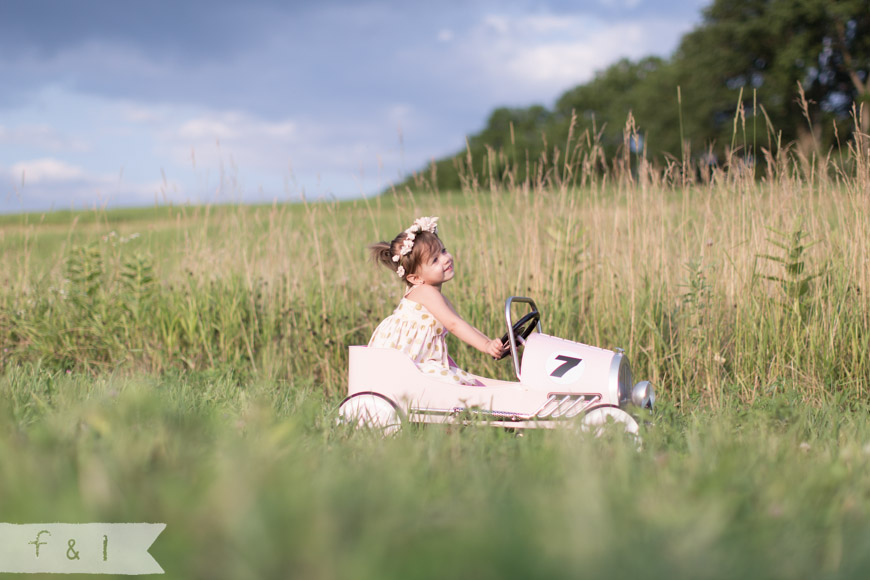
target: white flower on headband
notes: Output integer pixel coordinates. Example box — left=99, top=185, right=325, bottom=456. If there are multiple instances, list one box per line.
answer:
left=396, top=265, right=405, bottom=278
left=413, top=216, right=438, bottom=234
left=398, top=235, right=415, bottom=257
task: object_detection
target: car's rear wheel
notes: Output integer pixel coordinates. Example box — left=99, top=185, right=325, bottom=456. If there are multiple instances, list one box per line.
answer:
left=337, top=393, right=402, bottom=436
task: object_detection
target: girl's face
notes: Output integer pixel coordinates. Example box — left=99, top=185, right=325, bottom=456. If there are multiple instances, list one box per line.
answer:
left=410, top=242, right=454, bottom=288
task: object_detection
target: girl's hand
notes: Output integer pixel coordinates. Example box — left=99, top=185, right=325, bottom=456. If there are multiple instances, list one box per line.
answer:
left=486, top=338, right=508, bottom=359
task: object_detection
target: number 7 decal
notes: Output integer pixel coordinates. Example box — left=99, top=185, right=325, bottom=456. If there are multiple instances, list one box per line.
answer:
left=550, top=355, right=582, bottom=378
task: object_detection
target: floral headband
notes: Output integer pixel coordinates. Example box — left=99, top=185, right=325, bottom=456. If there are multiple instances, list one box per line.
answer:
left=392, top=216, right=439, bottom=278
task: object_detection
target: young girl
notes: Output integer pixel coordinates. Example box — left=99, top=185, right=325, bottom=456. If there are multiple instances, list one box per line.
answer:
left=368, top=216, right=506, bottom=385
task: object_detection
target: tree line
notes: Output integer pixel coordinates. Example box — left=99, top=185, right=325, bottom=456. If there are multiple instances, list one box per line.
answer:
left=401, top=0, right=869, bottom=191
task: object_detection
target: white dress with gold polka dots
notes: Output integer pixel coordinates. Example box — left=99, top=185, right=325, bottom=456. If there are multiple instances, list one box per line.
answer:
left=368, top=298, right=477, bottom=385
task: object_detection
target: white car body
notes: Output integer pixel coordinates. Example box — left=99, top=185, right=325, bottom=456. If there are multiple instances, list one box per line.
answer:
left=339, top=297, right=654, bottom=435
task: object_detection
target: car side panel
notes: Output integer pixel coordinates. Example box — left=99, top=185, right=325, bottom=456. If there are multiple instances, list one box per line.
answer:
left=348, top=346, right=550, bottom=415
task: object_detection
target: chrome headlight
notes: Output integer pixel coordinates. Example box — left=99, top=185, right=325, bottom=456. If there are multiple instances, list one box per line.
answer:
left=631, top=380, right=655, bottom=409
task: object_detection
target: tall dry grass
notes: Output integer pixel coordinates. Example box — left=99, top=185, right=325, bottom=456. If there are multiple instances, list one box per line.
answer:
left=1, top=105, right=868, bottom=408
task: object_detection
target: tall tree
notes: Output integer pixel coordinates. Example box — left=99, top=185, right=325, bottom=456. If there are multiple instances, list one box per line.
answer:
left=674, top=0, right=870, bottom=154
left=555, top=57, right=680, bottom=159
left=822, top=0, right=870, bottom=131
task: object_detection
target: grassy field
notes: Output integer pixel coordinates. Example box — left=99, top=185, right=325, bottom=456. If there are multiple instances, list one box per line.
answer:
left=2, top=365, right=869, bottom=579
left=2, top=132, right=870, bottom=577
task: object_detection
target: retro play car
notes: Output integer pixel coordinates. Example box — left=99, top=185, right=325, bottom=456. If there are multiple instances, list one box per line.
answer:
left=339, top=297, right=654, bottom=436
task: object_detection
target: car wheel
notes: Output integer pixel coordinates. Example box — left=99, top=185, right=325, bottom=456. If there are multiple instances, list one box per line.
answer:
left=337, top=393, right=402, bottom=436
left=579, top=406, right=641, bottom=444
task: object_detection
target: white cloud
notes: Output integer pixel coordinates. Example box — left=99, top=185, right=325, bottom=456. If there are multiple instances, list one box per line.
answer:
left=99, top=99, right=418, bottom=200
left=447, top=12, right=695, bottom=104
left=120, top=103, right=172, bottom=124
left=597, top=0, right=643, bottom=8
left=178, top=116, right=241, bottom=141
left=505, top=22, right=648, bottom=84
left=175, top=111, right=299, bottom=142
left=437, top=29, right=454, bottom=43
left=165, top=110, right=301, bottom=172
left=8, top=158, right=87, bottom=184
left=514, top=14, right=577, bottom=34
left=0, top=158, right=181, bottom=212
left=482, top=14, right=511, bottom=35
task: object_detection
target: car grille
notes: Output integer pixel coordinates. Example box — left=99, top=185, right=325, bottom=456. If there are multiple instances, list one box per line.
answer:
left=534, top=394, right=600, bottom=419
left=617, top=356, right=633, bottom=405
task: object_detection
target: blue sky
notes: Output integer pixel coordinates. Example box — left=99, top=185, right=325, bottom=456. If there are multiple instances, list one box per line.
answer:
left=0, top=0, right=707, bottom=213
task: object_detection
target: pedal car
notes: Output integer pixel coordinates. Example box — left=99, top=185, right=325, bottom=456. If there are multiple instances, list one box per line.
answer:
left=339, top=297, right=655, bottom=436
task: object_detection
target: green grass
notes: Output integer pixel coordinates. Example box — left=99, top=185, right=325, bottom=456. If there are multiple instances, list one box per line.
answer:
left=2, top=364, right=869, bottom=579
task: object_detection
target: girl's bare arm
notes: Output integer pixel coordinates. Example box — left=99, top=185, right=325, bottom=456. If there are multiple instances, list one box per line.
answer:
left=408, top=285, right=505, bottom=357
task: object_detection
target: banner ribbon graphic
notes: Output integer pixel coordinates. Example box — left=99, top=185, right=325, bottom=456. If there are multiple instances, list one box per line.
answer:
left=0, top=523, right=165, bottom=575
